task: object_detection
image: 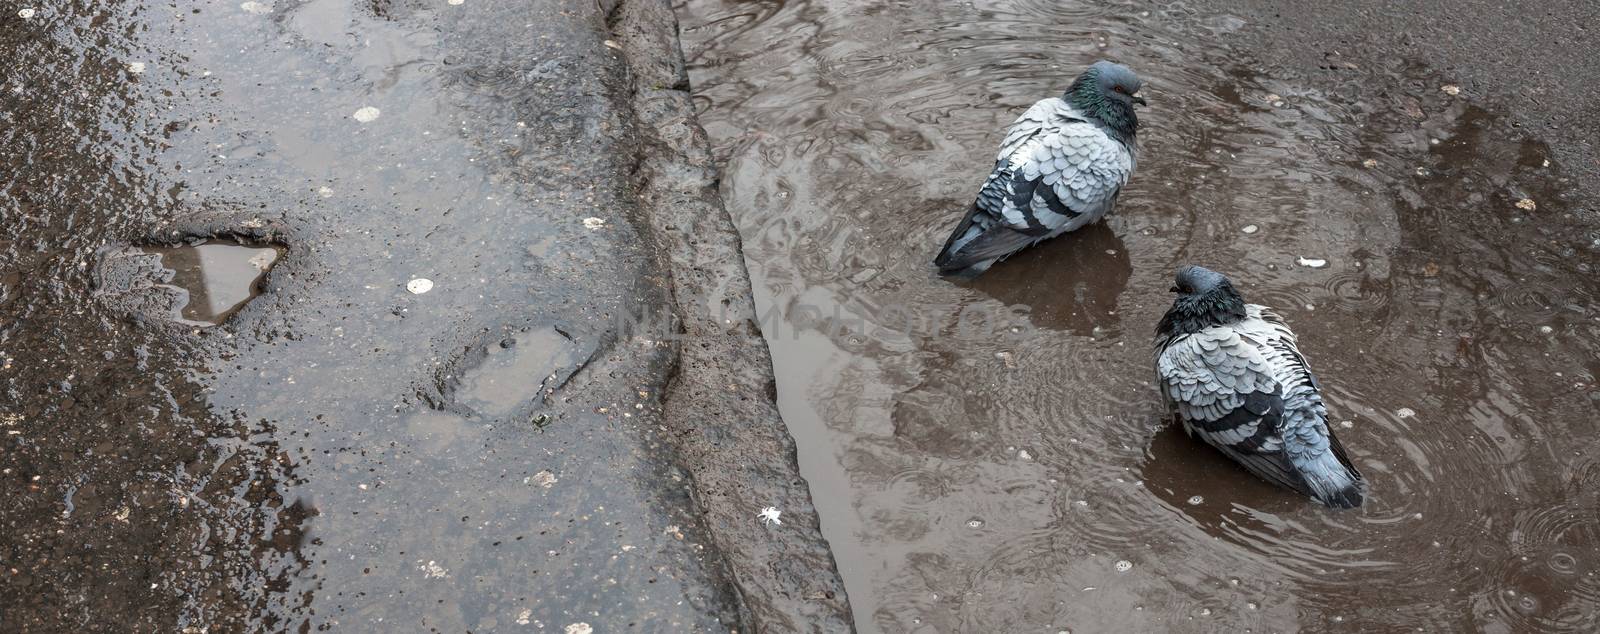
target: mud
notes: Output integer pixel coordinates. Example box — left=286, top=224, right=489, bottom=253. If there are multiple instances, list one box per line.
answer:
left=682, top=0, right=1599, bottom=632
left=2, top=0, right=842, bottom=631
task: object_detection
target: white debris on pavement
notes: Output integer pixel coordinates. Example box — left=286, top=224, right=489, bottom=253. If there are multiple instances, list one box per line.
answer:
left=1297, top=257, right=1328, bottom=268
left=1441, top=84, right=1461, bottom=96
left=1515, top=198, right=1537, bottom=211
left=18, top=8, right=37, bottom=19
left=419, top=560, right=449, bottom=579
left=564, top=624, right=592, bottom=634
left=758, top=506, right=782, bottom=526
left=239, top=1, right=272, bottom=14
left=126, top=62, right=146, bottom=74
left=1115, top=560, right=1133, bottom=572
left=582, top=217, right=606, bottom=229
left=406, top=278, right=434, bottom=294
left=448, top=0, right=466, bottom=5
left=530, top=470, right=557, bottom=488
left=1396, top=407, right=1416, bottom=419
left=1241, top=224, right=1258, bottom=234
left=352, top=106, right=381, bottom=122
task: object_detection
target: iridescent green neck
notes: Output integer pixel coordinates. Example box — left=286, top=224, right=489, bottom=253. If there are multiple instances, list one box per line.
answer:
left=1066, top=71, right=1138, bottom=143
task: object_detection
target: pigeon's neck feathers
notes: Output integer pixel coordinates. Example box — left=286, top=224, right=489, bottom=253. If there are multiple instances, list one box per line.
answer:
left=1157, top=283, right=1248, bottom=341
left=1065, top=69, right=1137, bottom=144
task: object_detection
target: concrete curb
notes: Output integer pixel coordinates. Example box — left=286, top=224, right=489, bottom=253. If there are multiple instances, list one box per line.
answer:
left=607, top=0, right=856, bottom=631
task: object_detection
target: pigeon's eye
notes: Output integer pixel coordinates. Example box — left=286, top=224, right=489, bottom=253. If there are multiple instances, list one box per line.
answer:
left=1113, top=85, right=1127, bottom=94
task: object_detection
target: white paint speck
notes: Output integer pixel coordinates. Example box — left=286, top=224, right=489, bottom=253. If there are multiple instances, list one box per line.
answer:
left=1241, top=224, right=1259, bottom=234
left=758, top=506, right=782, bottom=526
left=564, top=623, right=592, bottom=634
left=126, top=62, right=146, bottom=74
left=406, top=278, right=434, bottom=294
left=18, top=8, right=37, bottom=19
left=447, top=0, right=465, bottom=5
left=352, top=106, right=381, bottom=123
left=1114, top=560, right=1133, bottom=572
left=1396, top=407, right=1416, bottom=419
left=239, top=1, right=272, bottom=14
left=419, top=560, right=449, bottom=578
left=582, top=217, right=606, bottom=229
left=1297, top=257, right=1328, bottom=268
left=317, top=186, right=334, bottom=198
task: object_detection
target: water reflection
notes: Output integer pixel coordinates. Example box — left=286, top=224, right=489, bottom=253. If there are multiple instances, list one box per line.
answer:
left=963, top=221, right=1131, bottom=336
left=146, top=241, right=280, bottom=325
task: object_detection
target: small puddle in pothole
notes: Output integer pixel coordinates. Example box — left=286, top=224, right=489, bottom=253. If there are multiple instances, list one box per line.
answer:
left=458, top=327, right=579, bottom=418
left=144, top=241, right=281, bottom=325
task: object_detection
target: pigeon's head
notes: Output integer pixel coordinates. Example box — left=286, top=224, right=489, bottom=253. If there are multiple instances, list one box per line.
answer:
left=1067, top=61, right=1144, bottom=140
left=1089, top=61, right=1146, bottom=107
left=1157, top=265, right=1248, bottom=337
left=1171, top=265, right=1231, bottom=297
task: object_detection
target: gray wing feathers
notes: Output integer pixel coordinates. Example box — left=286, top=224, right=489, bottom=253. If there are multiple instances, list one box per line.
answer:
left=1158, top=312, right=1365, bottom=506
left=937, top=98, right=1133, bottom=275
left=1017, top=126, right=1130, bottom=223
left=997, top=98, right=1132, bottom=231
left=1157, top=329, right=1276, bottom=422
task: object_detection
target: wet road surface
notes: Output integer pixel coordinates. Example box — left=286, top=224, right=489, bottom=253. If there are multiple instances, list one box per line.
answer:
left=4, top=0, right=803, bottom=630
left=682, top=0, right=1600, bottom=631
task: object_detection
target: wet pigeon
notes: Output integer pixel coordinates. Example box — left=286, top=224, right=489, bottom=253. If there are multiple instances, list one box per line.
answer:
left=1154, top=266, right=1365, bottom=508
left=933, top=61, right=1144, bottom=278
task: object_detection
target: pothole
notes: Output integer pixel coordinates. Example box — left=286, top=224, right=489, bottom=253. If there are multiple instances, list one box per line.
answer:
left=457, top=327, right=579, bottom=418
left=96, top=239, right=282, bottom=326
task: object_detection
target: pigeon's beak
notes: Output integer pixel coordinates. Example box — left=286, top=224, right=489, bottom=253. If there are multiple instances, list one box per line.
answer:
left=1132, top=93, right=1148, bottom=107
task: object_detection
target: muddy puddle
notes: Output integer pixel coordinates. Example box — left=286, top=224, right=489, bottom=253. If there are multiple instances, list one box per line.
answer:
left=682, top=1, right=1600, bottom=631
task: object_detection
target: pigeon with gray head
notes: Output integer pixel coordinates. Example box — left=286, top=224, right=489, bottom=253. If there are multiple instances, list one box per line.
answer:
left=933, top=60, right=1144, bottom=278
left=1154, top=266, right=1365, bottom=508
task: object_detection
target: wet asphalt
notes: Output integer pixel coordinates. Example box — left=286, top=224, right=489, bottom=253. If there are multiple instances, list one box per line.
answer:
left=2, top=0, right=844, bottom=631
left=4, top=0, right=1598, bottom=633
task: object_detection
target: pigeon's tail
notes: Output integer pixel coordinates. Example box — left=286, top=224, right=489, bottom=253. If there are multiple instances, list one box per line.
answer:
left=934, top=202, right=1033, bottom=278
left=1298, top=436, right=1366, bottom=509
left=933, top=203, right=984, bottom=270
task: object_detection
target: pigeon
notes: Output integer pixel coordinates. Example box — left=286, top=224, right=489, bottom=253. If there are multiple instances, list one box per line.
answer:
left=933, top=61, right=1144, bottom=278
left=1154, top=266, right=1365, bottom=508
